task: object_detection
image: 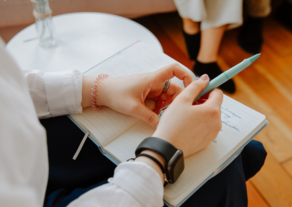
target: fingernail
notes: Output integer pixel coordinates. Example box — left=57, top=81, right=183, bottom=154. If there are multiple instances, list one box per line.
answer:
left=200, top=74, right=208, bottom=81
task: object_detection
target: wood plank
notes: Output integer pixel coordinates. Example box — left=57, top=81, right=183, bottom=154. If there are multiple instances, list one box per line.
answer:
left=283, top=159, right=292, bottom=178
left=239, top=65, right=292, bottom=129
left=255, top=44, right=292, bottom=92
left=282, top=53, right=292, bottom=66
left=263, top=18, right=292, bottom=57
left=250, top=151, right=292, bottom=207
left=253, top=64, right=292, bottom=105
left=246, top=181, right=270, bottom=207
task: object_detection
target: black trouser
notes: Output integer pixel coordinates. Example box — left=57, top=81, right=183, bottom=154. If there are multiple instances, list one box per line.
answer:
left=41, top=116, right=267, bottom=207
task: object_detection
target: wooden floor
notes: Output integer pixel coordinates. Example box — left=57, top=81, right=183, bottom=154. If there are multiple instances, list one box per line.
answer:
left=1, top=12, right=292, bottom=207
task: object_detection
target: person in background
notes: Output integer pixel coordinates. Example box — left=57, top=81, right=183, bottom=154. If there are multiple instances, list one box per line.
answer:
left=238, top=0, right=292, bottom=54
left=174, top=0, right=243, bottom=94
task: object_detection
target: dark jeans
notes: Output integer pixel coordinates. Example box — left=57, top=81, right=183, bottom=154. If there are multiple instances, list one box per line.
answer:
left=41, top=116, right=267, bottom=207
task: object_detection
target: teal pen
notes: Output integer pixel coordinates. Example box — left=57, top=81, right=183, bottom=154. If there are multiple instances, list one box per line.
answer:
left=193, top=53, right=260, bottom=102
left=158, top=54, right=260, bottom=117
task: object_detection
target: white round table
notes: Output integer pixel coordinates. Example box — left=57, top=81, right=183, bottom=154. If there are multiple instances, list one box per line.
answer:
left=6, top=12, right=163, bottom=73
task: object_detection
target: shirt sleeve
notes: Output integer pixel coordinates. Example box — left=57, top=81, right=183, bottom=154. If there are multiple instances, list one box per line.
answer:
left=23, top=70, right=83, bottom=119
left=68, top=162, right=164, bottom=207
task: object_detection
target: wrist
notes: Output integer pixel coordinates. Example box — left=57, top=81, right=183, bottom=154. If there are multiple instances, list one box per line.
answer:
left=135, top=150, right=166, bottom=183
left=152, top=132, right=176, bottom=149
left=81, top=74, right=111, bottom=110
left=135, top=137, right=185, bottom=184
left=81, top=76, right=95, bottom=108
left=94, top=77, right=110, bottom=107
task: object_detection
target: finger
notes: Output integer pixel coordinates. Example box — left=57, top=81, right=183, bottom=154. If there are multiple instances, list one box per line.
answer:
left=177, top=75, right=209, bottom=104
left=157, top=82, right=182, bottom=102
left=203, top=88, right=223, bottom=108
left=144, top=99, right=156, bottom=111
left=160, top=82, right=182, bottom=107
left=134, top=104, right=160, bottom=128
left=166, top=81, right=183, bottom=99
left=159, top=93, right=169, bottom=102
left=154, top=63, right=193, bottom=87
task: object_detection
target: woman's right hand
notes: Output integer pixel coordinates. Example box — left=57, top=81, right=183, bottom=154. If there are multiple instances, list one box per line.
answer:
left=152, top=75, right=223, bottom=157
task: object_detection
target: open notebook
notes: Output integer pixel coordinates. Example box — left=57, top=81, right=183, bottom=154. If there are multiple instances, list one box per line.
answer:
left=68, top=42, right=268, bottom=207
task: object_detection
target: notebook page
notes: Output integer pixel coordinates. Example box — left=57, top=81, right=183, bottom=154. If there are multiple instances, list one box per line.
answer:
left=70, top=107, right=139, bottom=146
left=104, top=120, right=153, bottom=161
left=104, top=95, right=266, bottom=204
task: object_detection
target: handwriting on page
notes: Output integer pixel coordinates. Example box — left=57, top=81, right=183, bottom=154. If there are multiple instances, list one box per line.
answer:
left=220, top=106, right=241, bottom=132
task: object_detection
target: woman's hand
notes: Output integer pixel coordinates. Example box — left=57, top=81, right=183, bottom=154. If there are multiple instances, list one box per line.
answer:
left=152, top=75, right=223, bottom=157
left=82, top=63, right=192, bottom=128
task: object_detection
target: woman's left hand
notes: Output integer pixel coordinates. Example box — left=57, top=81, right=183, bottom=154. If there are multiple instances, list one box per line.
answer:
left=82, top=63, right=192, bottom=128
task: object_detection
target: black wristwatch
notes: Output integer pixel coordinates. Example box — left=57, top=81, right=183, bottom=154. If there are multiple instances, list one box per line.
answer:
left=135, top=137, right=184, bottom=184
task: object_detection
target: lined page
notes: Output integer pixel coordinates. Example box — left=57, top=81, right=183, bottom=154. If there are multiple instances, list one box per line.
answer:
left=105, top=95, right=266, bottom=204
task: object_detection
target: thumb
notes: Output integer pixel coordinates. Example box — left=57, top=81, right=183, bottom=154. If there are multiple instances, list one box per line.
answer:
left=179, top=74, right=209, bottom=103
left=134, top=104, right=160, bottom=128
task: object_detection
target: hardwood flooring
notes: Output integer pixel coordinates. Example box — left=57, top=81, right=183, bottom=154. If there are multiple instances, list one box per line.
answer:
left=1, top=11, right=292, bottom=207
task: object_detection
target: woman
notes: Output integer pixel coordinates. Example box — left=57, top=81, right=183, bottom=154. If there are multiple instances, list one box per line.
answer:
left=0, top=38, right=266, bottom=207
left=174, top=0, right=243, bottom=94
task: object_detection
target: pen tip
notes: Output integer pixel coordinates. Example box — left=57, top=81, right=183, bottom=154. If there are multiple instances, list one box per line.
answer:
left=248, top=54, right=260, bottom=63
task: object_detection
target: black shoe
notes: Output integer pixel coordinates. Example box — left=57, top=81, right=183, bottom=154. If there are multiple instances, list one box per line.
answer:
left=182, top=30, right=201, bottom=61
left=275, top=1, right=292, bottom=31
left=238, top=17, right=264, bottom=54
left=193, top=61, right=236, bottom=94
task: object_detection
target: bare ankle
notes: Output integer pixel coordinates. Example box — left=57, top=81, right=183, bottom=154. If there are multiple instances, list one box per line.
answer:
left=182, top=18, right=200, bottom=35
left=197, top=53, right=217, bottom=63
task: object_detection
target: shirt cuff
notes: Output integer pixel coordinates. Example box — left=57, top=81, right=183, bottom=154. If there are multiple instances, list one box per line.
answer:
left=44, top=70, right=82, bottom=117
left=109, top=162, right=164, bottom=207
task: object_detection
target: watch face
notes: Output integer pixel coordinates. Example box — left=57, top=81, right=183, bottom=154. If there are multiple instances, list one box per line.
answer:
left=167, top=150, right=184, bottom=183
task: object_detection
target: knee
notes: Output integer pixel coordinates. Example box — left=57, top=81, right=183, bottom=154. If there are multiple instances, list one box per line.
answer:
left=241, top=140, right=267, bottom=180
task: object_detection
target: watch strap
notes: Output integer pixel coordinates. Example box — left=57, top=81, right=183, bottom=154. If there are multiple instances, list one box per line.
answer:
left=136, top=153, right=166, bottom=174
left=135, top=137, right=178, bottom=163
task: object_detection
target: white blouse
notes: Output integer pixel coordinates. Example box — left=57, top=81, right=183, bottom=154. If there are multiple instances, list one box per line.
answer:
left=0, top=39, right=164, bottom=207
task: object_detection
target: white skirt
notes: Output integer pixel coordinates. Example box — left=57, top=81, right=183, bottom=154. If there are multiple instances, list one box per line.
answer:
left=174, top=0, right=243, bottom=30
